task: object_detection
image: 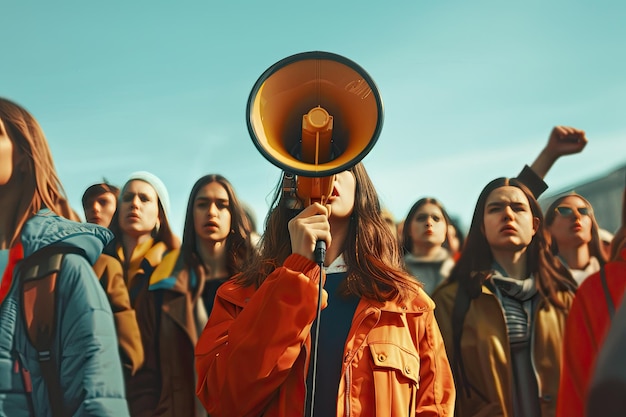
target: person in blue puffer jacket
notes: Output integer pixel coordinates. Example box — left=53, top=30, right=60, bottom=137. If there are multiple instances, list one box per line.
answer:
left=0, top=97, right=129, bottom=416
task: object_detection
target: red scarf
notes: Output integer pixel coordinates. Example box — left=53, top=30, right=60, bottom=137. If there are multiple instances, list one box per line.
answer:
left=0, top=243, right=24, bottom=304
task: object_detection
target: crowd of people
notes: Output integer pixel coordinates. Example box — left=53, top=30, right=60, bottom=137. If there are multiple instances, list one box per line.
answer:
left=1, top=95, right=625, bottom=417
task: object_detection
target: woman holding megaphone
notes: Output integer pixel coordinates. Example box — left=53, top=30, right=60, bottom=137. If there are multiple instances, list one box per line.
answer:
left=194, top=163, right=455, bottom=416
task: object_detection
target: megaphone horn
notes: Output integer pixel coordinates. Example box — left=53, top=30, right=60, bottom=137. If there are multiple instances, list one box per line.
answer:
left=246, top=51, right=384, bottom=205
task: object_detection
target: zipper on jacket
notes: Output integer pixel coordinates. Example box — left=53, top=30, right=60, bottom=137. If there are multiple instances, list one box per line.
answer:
left=341, top=306, right=381, bottom=417
left=303, top=342, right=310, bottom=415
left=344, top=351, right=351, bottom=417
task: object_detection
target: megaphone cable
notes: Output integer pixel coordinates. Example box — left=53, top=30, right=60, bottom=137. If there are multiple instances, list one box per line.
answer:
left=308, top=257, right=325, bottom=417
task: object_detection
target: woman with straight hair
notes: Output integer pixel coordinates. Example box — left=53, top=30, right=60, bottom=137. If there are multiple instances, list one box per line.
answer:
left=195, top=163, right=455, bottom=417
left=146, top=174, right=259, bottom=416
left=0, top=97, right=128, bottom=416
left=401, top=197, right=455, bottom=295
left=545, top=193, right=608, bottom=285
left=432, top=177, right=576, bottom=417
left=557, top=188, right=626, bottom=417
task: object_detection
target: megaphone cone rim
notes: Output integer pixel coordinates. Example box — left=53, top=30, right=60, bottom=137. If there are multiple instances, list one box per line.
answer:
left=246, top=51, right=384, bottom=177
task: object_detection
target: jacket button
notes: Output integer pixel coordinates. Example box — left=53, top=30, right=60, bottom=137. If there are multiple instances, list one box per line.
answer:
left=405, top=366, right=411, bottom=375
left=541, top=394, right=553, bottom=403
left=378, top=354, right=386, bottom=362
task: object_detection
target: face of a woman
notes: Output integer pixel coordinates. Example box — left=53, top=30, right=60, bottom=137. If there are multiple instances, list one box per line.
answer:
left=548, top=195, right=593, bottom=249
left=483, top=186, right=538, bottom=252
left=326, top=170, right=356, bottom=220
left=409, top=203, right=447, bottom=249
left=193, top=181, right=232, bottom=244
left=84, top=192, right=117, bottom=227
left=118, top=180, right=160, bottom=239
left=0, top=119, right=15, bottom=186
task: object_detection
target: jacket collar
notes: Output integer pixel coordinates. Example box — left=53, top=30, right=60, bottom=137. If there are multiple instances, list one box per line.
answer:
left=149, top=249, right=204, bottom=296
left=21, top=208, right=113, bottom=264
left=217, top=276, right=435, bottom=314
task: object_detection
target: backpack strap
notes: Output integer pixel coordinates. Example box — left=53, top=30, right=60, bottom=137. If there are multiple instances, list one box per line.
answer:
left=600, top=265, right=615, bottom=320
left=451, top=284, right=472, bottom=397
left=451, top=283, right=489, bottom=402
left=17, top=244, right=86, bottom=417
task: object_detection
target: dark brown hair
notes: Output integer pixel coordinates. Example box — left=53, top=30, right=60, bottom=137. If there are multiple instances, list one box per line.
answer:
left=448, top=177, right=576, bottom=309
left=181, top=174, right=258, bottom=277
left=81, top=182, right=120, bottom=209
left=401, top=197, right=452, bottom=254
left=235, top=163, right=419, bottom=303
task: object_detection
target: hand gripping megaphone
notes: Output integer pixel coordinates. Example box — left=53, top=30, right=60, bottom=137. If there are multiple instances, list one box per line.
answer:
left=246, top=51, right=384, bottom=208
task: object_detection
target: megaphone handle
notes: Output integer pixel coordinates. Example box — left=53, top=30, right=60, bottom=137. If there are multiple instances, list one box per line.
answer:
left=314, top=240, right=326, bottom=265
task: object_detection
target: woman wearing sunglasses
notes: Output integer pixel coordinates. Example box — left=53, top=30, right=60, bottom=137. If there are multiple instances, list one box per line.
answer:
left=545, top=193, right=608, bottom=285
left=556, top=188, right=626, bottom=417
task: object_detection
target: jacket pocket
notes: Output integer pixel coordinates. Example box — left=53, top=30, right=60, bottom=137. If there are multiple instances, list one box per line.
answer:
left=368, top=342, right=419, bottom=416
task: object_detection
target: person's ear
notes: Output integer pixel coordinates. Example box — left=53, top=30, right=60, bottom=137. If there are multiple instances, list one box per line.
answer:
left=532, top=217, right=540, bottom=236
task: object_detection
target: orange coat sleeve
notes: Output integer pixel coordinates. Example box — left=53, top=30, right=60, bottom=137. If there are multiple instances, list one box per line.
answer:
left=415, top=309, right=456, bottom=416
left=557, top=263, right=626, bottom=417
left=195, top=254, right=326, bottom=417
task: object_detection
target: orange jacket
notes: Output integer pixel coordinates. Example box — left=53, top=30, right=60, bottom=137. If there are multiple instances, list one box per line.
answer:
left=556, top=248, right=626, bottom=417
left=195, top=254, right=455, bottom=417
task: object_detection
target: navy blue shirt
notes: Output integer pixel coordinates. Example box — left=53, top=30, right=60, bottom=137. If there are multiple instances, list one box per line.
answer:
left=201, top=277, right=228, bottom=317
left=305, top=270, right=360, bottom=416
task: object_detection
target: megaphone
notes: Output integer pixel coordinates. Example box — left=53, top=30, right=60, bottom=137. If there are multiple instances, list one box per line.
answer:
left=246, top=51, right=384, bottom=207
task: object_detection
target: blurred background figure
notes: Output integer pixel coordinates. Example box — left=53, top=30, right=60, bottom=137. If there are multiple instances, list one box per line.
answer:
left=381, top=207, right=399, bottom=244
left=557, top=187, right=626, bottom=417
left=401, top=197, right=455, bottom=295
left=242, top=201, right=262, bottom=248
left=447, top=219, right=465, bottom=262
left=545, top=193, right=608, bottom=285
left=82, top=180, right=120, bottom=227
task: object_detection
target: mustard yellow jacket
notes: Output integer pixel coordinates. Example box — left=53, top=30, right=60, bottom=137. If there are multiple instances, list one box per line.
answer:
left=432, top=280, right=574, bottom=417
left=195, top=254, right=455, bottom=417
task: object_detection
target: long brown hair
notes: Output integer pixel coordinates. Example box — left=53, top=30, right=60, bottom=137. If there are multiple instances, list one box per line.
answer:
left=449, top=177, right=576, bottom=309
left=544, top=192, right=608, bottom=266
left=236, top=163, right=419, bottom=303
left=181, top=174, right=258, bottom=277
left=0, top=97, right=80, bottom=247
left=401, top=197, right=452, bottom=254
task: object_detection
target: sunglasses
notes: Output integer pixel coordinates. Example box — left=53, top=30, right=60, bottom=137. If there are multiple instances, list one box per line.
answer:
left=554, top=206, right=590, bottom=217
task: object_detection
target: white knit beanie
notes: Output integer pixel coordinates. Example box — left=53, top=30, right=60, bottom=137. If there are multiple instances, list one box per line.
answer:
left=125, top=171, right=171, bottom=221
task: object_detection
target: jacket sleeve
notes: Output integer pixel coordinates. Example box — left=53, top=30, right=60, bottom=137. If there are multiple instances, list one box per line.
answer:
left=556, top=277, right=602, bottom=417
left=195, top=254, right=325, bottom=417
left=415, top=305, right=456, bottom=416
left=431, top=284, right=457, bottom=371
left=516, top=165, right=548, bottom=198
left=93, top=254, right=145, bottom=376
left=58, top=254, right=130, bottom=416
left=586, top=294, right=626, bottom=417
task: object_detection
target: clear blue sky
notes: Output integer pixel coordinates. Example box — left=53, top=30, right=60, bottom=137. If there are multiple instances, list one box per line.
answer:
left=2, top=0, right=625, bottom=236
